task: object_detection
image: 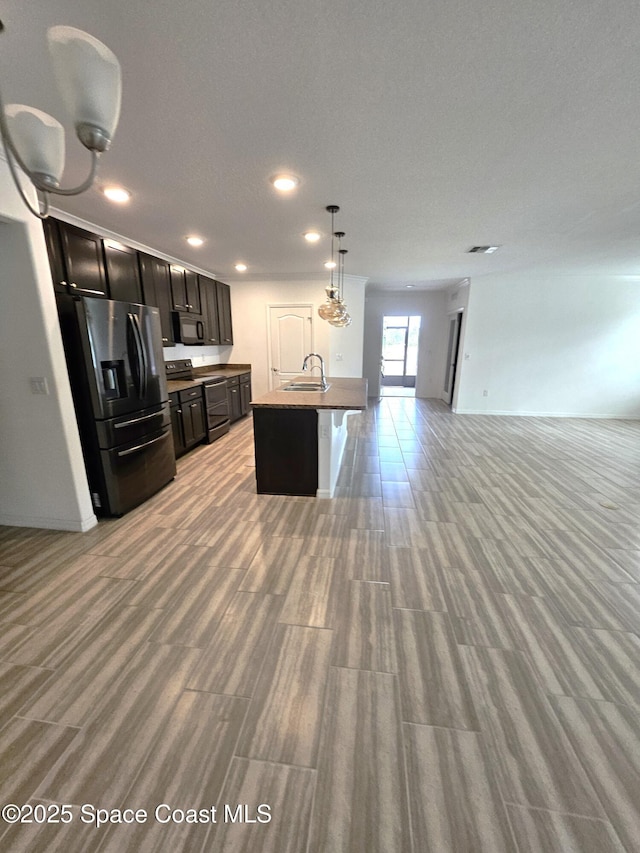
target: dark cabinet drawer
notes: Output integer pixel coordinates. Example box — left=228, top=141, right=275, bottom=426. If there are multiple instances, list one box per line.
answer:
left=179, top=387, right=203, bottom=402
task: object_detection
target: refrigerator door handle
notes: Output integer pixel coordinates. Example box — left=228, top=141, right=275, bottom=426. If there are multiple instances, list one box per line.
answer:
left=114, top=410, right=164, bottom=429
left=127, top=312, right=148, bottom=399
left=117, top=431, right=167, bottom=457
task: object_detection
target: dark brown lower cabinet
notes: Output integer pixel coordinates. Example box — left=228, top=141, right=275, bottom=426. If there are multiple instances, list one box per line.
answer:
left=169, top=388, right=206, bottom=457
left=239, top=374, right=252, bottom=416
left=252, top=408, right=318, bottom=496
left=227, top=376, right=241, bottom=422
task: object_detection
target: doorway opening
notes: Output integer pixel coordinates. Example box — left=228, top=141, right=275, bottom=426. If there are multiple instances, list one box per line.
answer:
left=443, top=311, right=463, bottom=407
left=380, top=315, right=421, bottom=397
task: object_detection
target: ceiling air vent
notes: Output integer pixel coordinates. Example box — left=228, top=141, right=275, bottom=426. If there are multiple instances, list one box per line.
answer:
left=467, top=245, right=500, bottom=254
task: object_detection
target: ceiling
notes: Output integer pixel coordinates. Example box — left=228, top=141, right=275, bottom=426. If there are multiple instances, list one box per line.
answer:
left=3, top=0, right=640, bottom=291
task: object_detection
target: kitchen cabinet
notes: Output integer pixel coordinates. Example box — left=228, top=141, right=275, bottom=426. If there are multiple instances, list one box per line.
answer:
left=169, top=392, right=186, bottom=456
left=251, top=377, right=368, bottom=498
left=200, top=276, right=220, bottom=345
left=59, top=221, right=109, bottom=297
left=44, top=219, right=108, bottom=297
left=239, top=373, right=252, bottom=417
left=170, top=267, right=201, bottom=313
left=180, top=387, right=206, bottom=450
left=42, top=218, right=68, bottom=294
left=185, top=270, right=201, bottom=314
left=253, top=408, right=318, bottom=496
left=104, top=241, right=142, bottom=304
left=139, top=253, right=175, bottom=346
left=216, top=281, right=233, bottom=345
left=227, top=376, right=242, bottom=422
left=169, top=387, right=206, bottom=457
left=43, top=219, right=233, bottom=347
left=169, top=265, right=188, bottom=312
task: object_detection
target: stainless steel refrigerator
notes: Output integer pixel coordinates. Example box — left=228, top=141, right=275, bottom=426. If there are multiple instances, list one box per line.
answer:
left=57, top=294, right=176, bottom=516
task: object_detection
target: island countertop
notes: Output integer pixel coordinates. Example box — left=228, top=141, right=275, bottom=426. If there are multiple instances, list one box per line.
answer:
left=251, top=377, right=368, bottom=410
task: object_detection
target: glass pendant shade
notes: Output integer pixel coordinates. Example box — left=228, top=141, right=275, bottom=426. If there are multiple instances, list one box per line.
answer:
left=47, top=25, right=122, bottom=142
left=5, top=105, right=65, bottom=185
left=330, top=311, right=352, bottom=327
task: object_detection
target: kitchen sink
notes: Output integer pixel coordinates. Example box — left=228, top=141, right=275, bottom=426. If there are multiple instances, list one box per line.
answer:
left=279, top=382, right=331, bottom=392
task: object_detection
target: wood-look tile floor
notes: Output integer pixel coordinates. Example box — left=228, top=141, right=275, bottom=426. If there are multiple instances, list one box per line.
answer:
left=1, top=398, right=639, bottom=852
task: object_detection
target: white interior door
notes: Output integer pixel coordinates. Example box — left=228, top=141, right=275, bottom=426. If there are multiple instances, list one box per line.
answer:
left=268, top=305, right=313, bottom=389
left=443, top=311, right=462, bottom=404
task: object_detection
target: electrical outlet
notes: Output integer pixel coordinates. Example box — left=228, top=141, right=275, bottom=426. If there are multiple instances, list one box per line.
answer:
left=335, top=353, right=343, bottom=361
left=319, top=425, right=330, bottom=439
left=30, top=377, right=49, bottom=395
left=483, top=389, right=488, bottom=397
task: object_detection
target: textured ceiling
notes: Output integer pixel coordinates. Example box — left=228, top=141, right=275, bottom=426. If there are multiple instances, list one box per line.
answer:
left=2, top=0, right=640, bottom=290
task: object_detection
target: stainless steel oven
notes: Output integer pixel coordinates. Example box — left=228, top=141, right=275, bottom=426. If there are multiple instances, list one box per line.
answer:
left=202, top=377, right=230, bottom=442
left=165, top=360, right=230, bottom=445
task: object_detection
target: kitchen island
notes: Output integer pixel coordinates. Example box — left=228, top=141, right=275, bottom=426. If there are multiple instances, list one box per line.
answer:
left=250, top=377, right=368, bottom=497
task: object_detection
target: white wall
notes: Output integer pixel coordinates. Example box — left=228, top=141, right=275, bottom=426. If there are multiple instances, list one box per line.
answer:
left=328, top=275, right=367, bottom=379
left=229, top=275, right=367, bottom=399
left=363, top=290, right=450, bottom=398
left=0, top=158, right=97, bottom=531
left=455, top=271, right=640, bottom=417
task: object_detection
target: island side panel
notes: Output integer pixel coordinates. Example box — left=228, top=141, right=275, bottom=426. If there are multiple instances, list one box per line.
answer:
left=317, top=410, right=352, bottom=499
left=253, top=407, right=319, bottom=496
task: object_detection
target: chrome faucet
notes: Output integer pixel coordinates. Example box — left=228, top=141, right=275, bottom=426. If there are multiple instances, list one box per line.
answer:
left=302, top=353, right=327, bottom=390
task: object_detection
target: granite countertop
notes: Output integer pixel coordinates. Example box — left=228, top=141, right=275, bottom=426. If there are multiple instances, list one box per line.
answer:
left=167, top=364, right=251, bottom=394
left=251, top=377, right=368, bottom=410
left=193, top=364, right=251, bottom=380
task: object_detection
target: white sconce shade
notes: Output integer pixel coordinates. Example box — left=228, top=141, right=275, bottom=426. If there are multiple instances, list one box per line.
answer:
left=5, top=105, right=65, bottom=185
left=47, top=25, right=122, bottom=142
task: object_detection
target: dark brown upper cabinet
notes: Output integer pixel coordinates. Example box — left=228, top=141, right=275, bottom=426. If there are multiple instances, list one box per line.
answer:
left=42, top=218, right=67, bottom=294
left=103, top=240, right=142, bottom=304
left=216, top=281, right=234, bottom=345
left=185, top=270, right=201, bottom=314
left=44, top=220, right=108, bottom=298
left=139, top=253, right=174, bottom=346
left=199, top=276, right=220, bottom=345
left=170, top=266, right=201, bottom=314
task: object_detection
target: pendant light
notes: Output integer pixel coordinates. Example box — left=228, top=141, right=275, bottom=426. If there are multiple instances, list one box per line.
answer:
left=330, top=245, right=352, bottom=327
left=318, top=205, right=352, bottom=327
left=318, top=205, right=343, bottom=321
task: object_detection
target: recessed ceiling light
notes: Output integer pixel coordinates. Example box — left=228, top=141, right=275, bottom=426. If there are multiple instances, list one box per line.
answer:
left=235, top=263, right=247, bottom=272
left=304, top=231, right=321, bottom=242
left=271, top=174, right=299, bottom=192
left=186, top=235, right=204, bottom=247
left=406, top=284, right=415, bottom=288
left=467, top=245, right=500, bottom=254
left=102, top=185, right=130, bottom=204
left=324, top=260, right=337, bottom=270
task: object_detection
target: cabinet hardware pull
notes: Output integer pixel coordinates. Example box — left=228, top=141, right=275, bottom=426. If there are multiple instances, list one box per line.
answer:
left=70, top=283, right=104, bottom=295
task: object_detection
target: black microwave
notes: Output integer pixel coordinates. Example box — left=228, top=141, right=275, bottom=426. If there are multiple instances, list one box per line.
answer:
left=173, top=312, right=205, bottom=345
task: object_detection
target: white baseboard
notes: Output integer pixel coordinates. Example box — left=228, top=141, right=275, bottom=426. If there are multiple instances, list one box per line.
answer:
left=0, top=511, right=98, bottom=532
left=452, top=408, right=640, bottom=419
